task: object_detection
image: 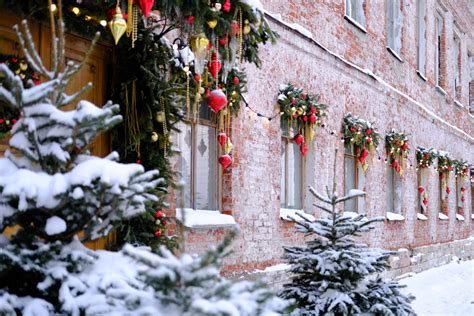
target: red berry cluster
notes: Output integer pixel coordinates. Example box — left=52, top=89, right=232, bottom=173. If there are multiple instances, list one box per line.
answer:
left=154, top=210, right=167, bottom=237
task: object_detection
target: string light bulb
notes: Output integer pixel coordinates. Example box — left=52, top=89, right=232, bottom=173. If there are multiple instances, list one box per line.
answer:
left=50, top=4, right=57, bottom=12
left=72, top=7, right=80, bottom=15
left=100, top=20, right=107, bottom=27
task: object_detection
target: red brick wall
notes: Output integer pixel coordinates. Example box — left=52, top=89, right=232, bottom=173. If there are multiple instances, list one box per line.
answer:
left=168, top=0, right=474, bottom=274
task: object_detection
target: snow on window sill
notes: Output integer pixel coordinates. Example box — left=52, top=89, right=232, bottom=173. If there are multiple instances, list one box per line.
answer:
left=386, top=47, right=404, bottom=62
left=343, top=211, right=368, bottom=221
left=435, top=85, right=447, bottom=96
left=454, top=100, right=464, bottom=108
left=471, top=214, right=474, bottom=220
left=280, top=208, right=315, bottom=222
left=438, top=212, right=449, bottom=220
left=456, top=214, right=465, bottom=221
left=417, top=213, right=428, bottom=221
left=416, top=70, right=427, bottom=81
left=343, top=15, right=367, bottom=33
left=386, top=211, right=405, bottom=221
left=176, top=208, right=236, bottom=229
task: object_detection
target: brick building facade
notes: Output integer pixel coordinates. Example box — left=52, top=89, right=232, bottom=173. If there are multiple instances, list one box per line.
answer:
left=170, top=0, right=474, bottom=278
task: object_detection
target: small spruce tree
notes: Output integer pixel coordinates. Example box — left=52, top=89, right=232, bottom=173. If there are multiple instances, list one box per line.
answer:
left=280, top=153, right=415, bottom=315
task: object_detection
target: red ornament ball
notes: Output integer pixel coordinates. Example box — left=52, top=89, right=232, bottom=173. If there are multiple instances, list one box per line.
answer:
left=194, top=74, right=201, bottom=81
left=309, top=113, right=317, bottom=123
left=232, top=76, right=240, bottom=85
left=300, top=143, right=308, bottom=156
left=155, top=210, right=164, bottom=218
left=154, top=230, right=162, bottom=237
left=218, top=154, right=232, bottom=169
left=293, top=133, right=304, bottom=145
left=207, top=89, right=228, bottom=113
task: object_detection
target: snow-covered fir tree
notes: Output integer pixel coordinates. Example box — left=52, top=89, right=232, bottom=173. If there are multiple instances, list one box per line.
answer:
left=0, top=4, right=288, bottom=315
left=279, top=157, right=415, bottom=315
left=0, top=13, right=161, bottom=314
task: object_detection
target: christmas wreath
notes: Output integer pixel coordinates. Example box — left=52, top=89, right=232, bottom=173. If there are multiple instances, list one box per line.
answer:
left=416, top=146, right=436, bottom=169
left=385, top=129, right=409, bottom=176
left=278, top=84, right=327, bottom=156
left=342, top=113, right=380, bottom=171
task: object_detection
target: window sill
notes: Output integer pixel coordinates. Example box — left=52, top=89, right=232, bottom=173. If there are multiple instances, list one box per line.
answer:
left=386, top=47, right=404, bottom=62
left=454, top=100, right=464, bottom=108
left=386, top=211, right=405, bottom=221
left=416, top=70, right=427, bottom=81
left=438, top=212, right=449, bottom=220
left=280, top=208, right=315, bottom=222
left=344, top=15, right=367, bottom=33
left=343, top=211, right=368, bottom=221
left=435, top=85, right=447, bottom=96
left=417, top=213, right=428, bottom=221
left=455, top=214, right=465, bottom=221
left=176, top=208, right=237, bottom=229
left=471, top=214, right=474, bottom=220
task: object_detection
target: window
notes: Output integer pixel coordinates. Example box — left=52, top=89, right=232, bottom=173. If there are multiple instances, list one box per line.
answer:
left=435, top=13, right=445, bottom=88
left=456, top=176, right=464, bottom=213
left=386, top=166, right=401, bottom=214
left=417, top=168, right=429, bottom=214
left=345, top=0, right=366, bottom=29
left=174, top=106, right=219, bottom=210
left=469, top=54, right=474, bottom=112
left=416, top=0, right=426, bottom=76
left=387, top=0, right=403, bottom=57
left=439, top=172, right=448, bottom=215
left=453, top=31, right=462, bottom=101
left=280, top=125, right=303, bottom=209
left=344, top=146, right=365, bottom=213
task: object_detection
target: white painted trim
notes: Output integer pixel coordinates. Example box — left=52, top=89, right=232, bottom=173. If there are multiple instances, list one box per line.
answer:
left=453, top=100, right=464, bottom=108
left=176, top=208, right=236, bottom=229
left=438, top=212, right=449, bottom=220
left=456, top=213, right=465, bottom=221
left=386, top=211, right=405, bottom=221
left=435, top=85, right=447, bottom=96
left=386, top=46, right=404, bottom=62
left=416, top=70, right=427, bottom=81
left=417, top=213, right=428, bottom=220
left=344, top=15, right=367, bottom=33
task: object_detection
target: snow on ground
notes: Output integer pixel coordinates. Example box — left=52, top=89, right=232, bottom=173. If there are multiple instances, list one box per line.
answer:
left=400, top=259, right=474, bottom=316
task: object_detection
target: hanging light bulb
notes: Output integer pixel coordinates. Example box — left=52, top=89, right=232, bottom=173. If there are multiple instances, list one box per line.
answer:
left=72, top=7, right=80, bottom=15
left=108, top=4, right=127, bottom=44
left=50, top=4, right=57, bottom=12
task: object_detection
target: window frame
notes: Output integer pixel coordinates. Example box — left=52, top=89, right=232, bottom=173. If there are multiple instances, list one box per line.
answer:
left=435, top=12, right=445, bottom=88
left=416, top=0, right=427, bottom=77
left=175, top=116, right=221, bottom=211
left=387, top=0, right=403, bottom=59
left=280, top=128, right=304, bottom=210
left=344, top=0, right=367, bottom=32
left=455, top=176, right=464, bottom=212
left=453, top=30, right=462, bottom=101
left=343, top=145, right=365, bottom=214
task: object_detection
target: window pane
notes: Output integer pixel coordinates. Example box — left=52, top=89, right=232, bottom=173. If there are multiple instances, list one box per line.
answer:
left=287, top=142, right=302, bottom=209
left=344, top=155, right=357, bottom=212
left=417, top=0, right=426, bottom=73
left=386, top=166, right=394, bottom=213
left=280, top=141, right=286, bottom=208
left=194, top=124, right=218, bottom=210
left=174, top=122, right=192, bottom=208
left=357, top=163, right=365, bottom=214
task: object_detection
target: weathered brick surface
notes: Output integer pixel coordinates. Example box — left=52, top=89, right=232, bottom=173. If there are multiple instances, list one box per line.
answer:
left=169, top=0, right=474, bottom=275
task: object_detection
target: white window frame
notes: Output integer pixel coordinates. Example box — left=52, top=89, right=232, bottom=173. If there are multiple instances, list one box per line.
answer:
left=435, top=13, right=444, bottom=88
left=386, top=165, right=402, bottom=215
left=455, top=176, right=464, bottom=211
left=453, top=30, right=462, bottom=101
left=174, top=117, right=220, bottom=212
left=344, top=145, right=365, bottom=214
left=417, top=168, right=429, bottom=215
left=416, top=0, right=427, bottom=77
left=387, top=0, right=403, bottom=59
left=280, top=126, right=304, bottom=210
left=345, top=0, right=366, bottom=31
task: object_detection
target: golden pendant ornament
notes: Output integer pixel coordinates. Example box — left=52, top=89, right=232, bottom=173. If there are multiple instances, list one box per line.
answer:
left=224, top=138, right=233, bottom=154
left=190, top=34, right=210, bottom=54
left=207, top=19, right=218, bottom=29
left=109, top=5, right=127, bottom=45
left=155, top=111, right=165, bottom=123
left=243, top=20, right=251, bottom=34
left=151, top=131, right=159, bottom=142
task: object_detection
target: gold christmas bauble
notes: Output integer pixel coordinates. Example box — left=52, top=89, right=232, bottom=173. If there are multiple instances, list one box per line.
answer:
left=243, top=24, right=251, bottom=34
left=151, top=132, right=159, bottom=142
left=207, top=19, right=218, bottom=29
left=19, top=61, right=28, bottom=71
left=224, top=139, right=233, bottom=154
left=109, top=6, right=127, bottom=45
left=155, top=219, right=161, bottom=225
left=190, top=34, right=210, bottom=54
left=155, top=111, right=165, bottom=123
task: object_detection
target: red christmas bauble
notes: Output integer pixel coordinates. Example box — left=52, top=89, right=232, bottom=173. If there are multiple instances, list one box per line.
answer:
left=303, top=116, right=308, bottom=122
left=218, top=154, right=232, bottom=169
left=418, top=187, right=425, bottom=193
left=232, top=76, right=240, bottom=85
left=0, top=119, right=4, bottom=124
left=358, top=148, right=369, bottom=163
left=446, top=187, right=451, bottom=194
left=155, top=210, right=163, bottom=218
left=309, top=113, right=317, bottom=123
left=402, top=143, right=409, bottom=150
left=208, top=53, right=222, bottom=79
left=138, top=0, right=154, bottom=17
left=291, top=98, right=296, bottom=105
left=222, top=0, right=231, bottom=12
left=230, top=20, right=239, bottom=36
left=461, top=196, right=465, bottom=203
left=207, top=89, right=228, bottom=112
left=186, top=15, right=195, bottom=24
left=294, top=133, right=304, bottom=145
left=423, top=198, right=428, bottom=206
left=310, top=106, right=316, bottom=113
left=391, top=160, right=399, bottom=168
left=194, top=74, right=201, bottom=81
left=219, top=36, right=228, bottom=46
left=300, top=143, right=308, bottom=156
left=218, top=132, right=227, bottom=146
left=154, top=230, right=162, bottom=237
left=366, top=129, right=372, bottom=135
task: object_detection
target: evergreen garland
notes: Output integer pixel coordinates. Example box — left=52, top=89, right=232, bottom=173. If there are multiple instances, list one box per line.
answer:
left=385, top=129, right=409, bottom=176
left=416, top=146, right=436, bottom=169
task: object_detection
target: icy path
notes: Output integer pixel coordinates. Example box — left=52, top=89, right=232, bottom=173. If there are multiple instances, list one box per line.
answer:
left=399, top=259, right=474, bottom=316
